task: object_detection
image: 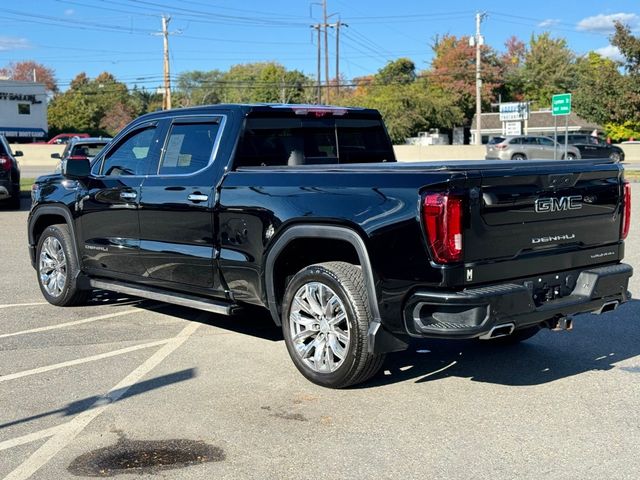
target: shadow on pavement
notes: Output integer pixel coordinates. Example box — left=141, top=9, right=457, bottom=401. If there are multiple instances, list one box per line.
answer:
left=0, top=369, right=195, bottom=430
left=359, top=299, right=640, bottom=388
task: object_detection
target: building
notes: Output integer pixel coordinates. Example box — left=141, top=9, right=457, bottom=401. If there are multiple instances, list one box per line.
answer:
left=471, top=110, right=601, bottom=144
left=0, top=80, right=48, bottom=141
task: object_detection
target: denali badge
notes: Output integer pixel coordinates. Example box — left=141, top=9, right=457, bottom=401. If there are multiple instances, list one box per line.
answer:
left=532, top=234, right=576, bottom=244
left=534, top=195, right=582, bottom=213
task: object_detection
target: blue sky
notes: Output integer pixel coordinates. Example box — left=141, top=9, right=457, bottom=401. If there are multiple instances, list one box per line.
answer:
left=0, top=0, right=638, bottom=91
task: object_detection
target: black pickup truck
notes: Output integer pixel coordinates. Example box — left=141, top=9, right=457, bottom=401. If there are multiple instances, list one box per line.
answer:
left=28, top=104, right=633, bottom=388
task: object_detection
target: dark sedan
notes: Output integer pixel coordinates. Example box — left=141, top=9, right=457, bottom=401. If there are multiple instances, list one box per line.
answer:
left=0, top=134, right=23, bottom=209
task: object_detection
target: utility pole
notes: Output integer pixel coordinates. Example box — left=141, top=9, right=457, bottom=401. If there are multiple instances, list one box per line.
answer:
left=161, top=15, right=172, bottom=110
left=473, top=12, right=487, bottom=145
left=334, top=20, right=347, bottom=96
left=311, top=24, right=322, bottom=104
left=323, top=0, right=330, bottom=104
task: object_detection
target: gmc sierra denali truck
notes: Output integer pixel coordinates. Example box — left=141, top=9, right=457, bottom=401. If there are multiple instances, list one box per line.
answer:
left=28, top=104, right=633, bottom=388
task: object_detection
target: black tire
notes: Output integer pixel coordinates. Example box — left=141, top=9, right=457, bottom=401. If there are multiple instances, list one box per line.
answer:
left=563, top=153, right=577, bottom=160
left=36, top=224, right=90, bottom=306
left=281, top=261, right=385, bottom=388
left=511, top=153, right=527, bottom=160
left=480, top=325, right=541, bottom=346
left=9, top=186, right=21, bottom=210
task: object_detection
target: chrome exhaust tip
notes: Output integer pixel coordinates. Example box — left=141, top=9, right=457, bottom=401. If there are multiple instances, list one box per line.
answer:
left=479, top=323, right=515, bottom=340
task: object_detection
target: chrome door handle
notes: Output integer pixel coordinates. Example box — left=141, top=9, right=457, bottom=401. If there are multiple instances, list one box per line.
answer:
left=120, top=191, right=137, bottom=200
left=187, top=194, right=209, bottom=202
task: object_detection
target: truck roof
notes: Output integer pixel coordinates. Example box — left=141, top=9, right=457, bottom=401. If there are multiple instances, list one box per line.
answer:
left=136, top=103, right=381, bottom=122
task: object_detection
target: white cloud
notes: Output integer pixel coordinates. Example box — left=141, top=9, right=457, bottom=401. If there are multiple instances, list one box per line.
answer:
left=538, top=19, right=560, bottom=28
left=0, top=36, right=30, bottom=51
left=577, top=13, right=639, bottom=33
left=595, top=45, right=624, bottom=61
left=64, top=8, right=75, bottom=16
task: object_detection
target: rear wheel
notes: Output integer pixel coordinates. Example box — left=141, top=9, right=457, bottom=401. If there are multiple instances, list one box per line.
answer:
left=511, top=153, right=527, bottom=160
left=36, top=224, right=90, bottom=306
left=281, top=261, right=385, bottom=388
left=610, top=151, right=621, bottom=162
left=480, top=325, right=541, bottom=345
left=563, top=153, right=577, bottom=160
left=9, top=185, right=21, bottom=209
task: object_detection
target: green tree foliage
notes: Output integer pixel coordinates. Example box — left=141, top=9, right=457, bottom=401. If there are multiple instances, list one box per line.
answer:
left=521, top=33, right=576, bottom=108
left=429, top=34, right=504, bottom=122
left=335, top=60, right=464, bottom=143
left=48, top=72, right=140, bottom=136
left=573, top=53, right=628, bottom=126
left=176, top=62, right=314, bottom=105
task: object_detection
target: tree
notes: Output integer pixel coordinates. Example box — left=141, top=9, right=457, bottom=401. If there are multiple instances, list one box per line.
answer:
left=0, top=60, right=58, bottom=93
left=573, top=52, right=628, bottom=126
left=375, top=58, right=416, bottom=85
left=612, top=21, right=640, bottom=75
left=521, top=33, right=576, bottom=108
left=429, top=34, right=504, bottom=122
left=48, top=72, right=138, bottom=136
left=500, top=36, right=527, bottom=101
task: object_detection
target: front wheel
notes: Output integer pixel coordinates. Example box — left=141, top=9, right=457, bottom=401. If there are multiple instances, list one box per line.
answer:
left=563, top=153, right=577, bottom=160
left=511, top=153, right=527, bottom=160
left=36, top=224, right=90, bottom=306
left=281, top=262, right=385, bottom=388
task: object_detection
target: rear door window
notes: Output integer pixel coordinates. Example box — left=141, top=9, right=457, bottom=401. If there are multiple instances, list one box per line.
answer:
left=157, top=120, right=221, bottom=175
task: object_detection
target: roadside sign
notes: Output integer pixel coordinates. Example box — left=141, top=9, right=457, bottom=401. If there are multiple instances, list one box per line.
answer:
left=552, top=93, right=571, bottom=116
left=499, top=102, right=529, bottom=121
left=505, top=121, right=521, bottom=136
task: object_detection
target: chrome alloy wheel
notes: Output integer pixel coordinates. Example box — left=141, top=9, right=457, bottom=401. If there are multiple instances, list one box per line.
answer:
left=39, top=236, right=67, bottom=297
left=289, top=282, right=351, bottom=373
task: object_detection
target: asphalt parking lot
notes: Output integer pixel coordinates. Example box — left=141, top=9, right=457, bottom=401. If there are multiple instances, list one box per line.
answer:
left=1, top=189, right=640, bottom=480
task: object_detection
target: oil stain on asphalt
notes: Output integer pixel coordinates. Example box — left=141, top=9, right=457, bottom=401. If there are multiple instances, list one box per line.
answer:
left=68, top=437, right=225, bottom=476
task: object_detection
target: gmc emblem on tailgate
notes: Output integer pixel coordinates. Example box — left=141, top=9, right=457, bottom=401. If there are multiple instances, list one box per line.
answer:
left=534, top=195, right=582, bottom=213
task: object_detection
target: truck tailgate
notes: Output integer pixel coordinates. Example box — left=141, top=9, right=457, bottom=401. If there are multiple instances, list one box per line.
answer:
left=465, top=162, right=624, bottom=266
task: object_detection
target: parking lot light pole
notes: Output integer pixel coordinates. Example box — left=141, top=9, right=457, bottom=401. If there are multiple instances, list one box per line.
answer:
left=474, top=12, right=487, bottom=145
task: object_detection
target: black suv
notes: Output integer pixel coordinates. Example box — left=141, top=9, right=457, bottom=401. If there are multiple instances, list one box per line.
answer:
left=0, top=134, right=23, bottom=209
left=558, top=134, right=625, bottom=162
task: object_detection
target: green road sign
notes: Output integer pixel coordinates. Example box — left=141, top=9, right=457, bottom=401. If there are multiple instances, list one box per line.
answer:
left=552, top=93, right=572, bottom=116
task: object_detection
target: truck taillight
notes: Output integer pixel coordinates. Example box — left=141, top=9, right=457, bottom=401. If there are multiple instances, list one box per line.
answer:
left=422, top=193, right=464, bottom=263
left=0, top=154, right=10, bottom=172
left=622, top=180, right=631, bottom=240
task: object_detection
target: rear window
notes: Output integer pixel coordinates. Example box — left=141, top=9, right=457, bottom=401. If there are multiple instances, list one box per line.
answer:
left=234, top=117, right=395, bottom=167
left=488, top=136, right=505, bottom=145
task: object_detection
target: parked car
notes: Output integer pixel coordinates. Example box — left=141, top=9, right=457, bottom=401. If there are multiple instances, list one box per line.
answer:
left=558, top=134, right=625, bottom=162
left=28, top=104, right=632, bottom=388
left=51, top=137, right=111, bottom=173
left=45, top=133, right=90, bottom=145
left=0, top=134, right=23, bottom=209
left=486, top=135, right=581, bottom=160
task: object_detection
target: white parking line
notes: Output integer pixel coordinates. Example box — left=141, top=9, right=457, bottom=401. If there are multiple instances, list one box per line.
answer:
left=0, top=309, right=141, bottom=340
left=0, top=425, right=66, bottom=452
left=0, top=339, right=172, bottom=383
left=3, top=320, right=201, bottom=480
left=0, top=303, right=47, bottom=310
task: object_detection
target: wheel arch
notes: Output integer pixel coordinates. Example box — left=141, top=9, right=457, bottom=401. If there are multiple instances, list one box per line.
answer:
left=29, top=205, right=80, bottom=268
left=264, top=224, right=381, bottom=329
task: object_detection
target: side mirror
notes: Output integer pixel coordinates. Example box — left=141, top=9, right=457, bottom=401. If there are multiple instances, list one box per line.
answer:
left=51, top=152, right=61, bottom=159
left=14, top=150, right=23, bottom=157
left=62, top=158, right=91, bottom=179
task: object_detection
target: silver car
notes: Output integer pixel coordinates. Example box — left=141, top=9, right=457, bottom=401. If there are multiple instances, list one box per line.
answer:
left=486, top=135, right=581, bottom=160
